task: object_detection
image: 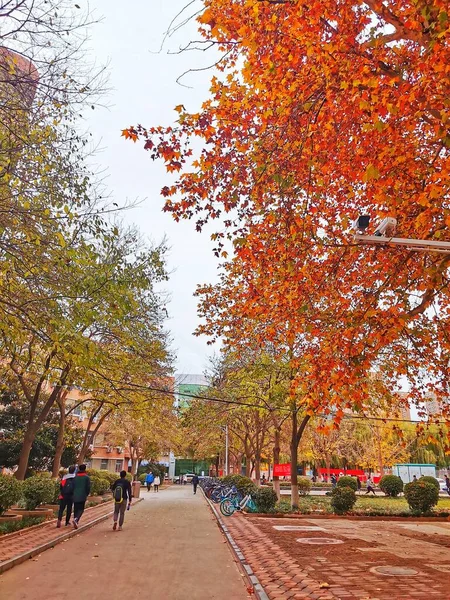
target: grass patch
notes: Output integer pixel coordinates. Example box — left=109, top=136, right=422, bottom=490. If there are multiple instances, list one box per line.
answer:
left=0, top=516, right=45, bottom=536
left=274, top=495, right=450, bottom=517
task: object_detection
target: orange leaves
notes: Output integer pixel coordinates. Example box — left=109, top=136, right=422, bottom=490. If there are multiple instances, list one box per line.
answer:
left=121, top=128, right=138, bottom=142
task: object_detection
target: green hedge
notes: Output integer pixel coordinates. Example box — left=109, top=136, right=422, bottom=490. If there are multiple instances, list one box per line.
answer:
left=220, top=475, right=257, bottom=495
left=336, top=476, right=358, bottom=492
left=331, top=486, right=357, bottom=514
left=404, top=480, right=439, bottom=514
left=379, top=475, right=403, bottom=497
left=297, top=476, right=312, bottom=496
left=22, top=475, right=57, bottom=510
left=0, top=474, right=22, bottom=515
left=254, top=488, right=278, bottom=512
left=90, top=476, right=110, bottom=496
left=419, top=476, right=440, bottom=491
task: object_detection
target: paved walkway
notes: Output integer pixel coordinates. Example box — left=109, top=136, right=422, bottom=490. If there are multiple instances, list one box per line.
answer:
left=0, top=486, right=249, bottom=600
left=226, top=514, right=450, bottom=599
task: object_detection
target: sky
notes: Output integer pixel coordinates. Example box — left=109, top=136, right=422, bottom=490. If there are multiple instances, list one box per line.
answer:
left=84, top=0, right=220, bottom=374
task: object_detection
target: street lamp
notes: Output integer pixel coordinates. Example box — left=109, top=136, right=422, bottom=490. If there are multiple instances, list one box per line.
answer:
left=353, top=216, right=450, bottom=255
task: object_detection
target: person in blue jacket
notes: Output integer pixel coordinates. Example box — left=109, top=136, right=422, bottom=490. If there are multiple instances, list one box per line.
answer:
left=145, top=471, right=154, bottom=492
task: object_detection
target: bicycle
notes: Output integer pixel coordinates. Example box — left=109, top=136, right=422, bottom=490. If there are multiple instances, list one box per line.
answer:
left=220, top=493, right=257, bottom=516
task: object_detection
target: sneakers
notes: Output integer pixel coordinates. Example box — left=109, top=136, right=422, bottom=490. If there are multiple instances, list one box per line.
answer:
left=56, top=520, right=62, bottom=528
left=73, top=518, right=78, bottom=529
left=118, top=526, right=122, bottom=531
left=65, top=521, right=71, bottom=527
left=113, top=522, right=117, bottom=531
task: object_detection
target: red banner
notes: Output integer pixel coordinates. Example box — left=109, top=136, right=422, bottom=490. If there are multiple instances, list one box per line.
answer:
left=273, top=463, right=291, bottom=477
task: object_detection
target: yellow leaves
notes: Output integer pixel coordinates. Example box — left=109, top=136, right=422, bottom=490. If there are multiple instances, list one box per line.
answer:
left=198, top=8, right=213, bottom=25
left=363, top=164, right=380, bottom=181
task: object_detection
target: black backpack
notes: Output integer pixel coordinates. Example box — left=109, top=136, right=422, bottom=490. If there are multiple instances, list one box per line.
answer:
left=114, top=483, right=124, bottom=503
left=63, top=477, right=75, bottom=498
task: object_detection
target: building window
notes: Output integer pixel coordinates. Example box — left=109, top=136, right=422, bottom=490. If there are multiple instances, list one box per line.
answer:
left=100, top=459, right=109, bottom=470
left=115, top=460, right=122, bottom=473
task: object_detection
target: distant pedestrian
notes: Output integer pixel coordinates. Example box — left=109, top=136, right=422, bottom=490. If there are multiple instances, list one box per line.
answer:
left=153, top=475, right=161, bottom=492
left=445, top=475, right=450, bottom=495
left=331, top=474, right=337, bottom=488
left=57, top=465, right=76, bottom=528
left=356, top=476, right=361, bottom=492
left=145, top=471, right=154, bottom=492
left=192, top=473, right=199, bottom=494
left=112, top=470, right=132, bottom=531
left=413, top=475, right=417, bottom=482
left=365, top=477, right=376, bottom=495
left=183, top=474, right=187, bottom=485
left=72, top=464, right=91, bottom=529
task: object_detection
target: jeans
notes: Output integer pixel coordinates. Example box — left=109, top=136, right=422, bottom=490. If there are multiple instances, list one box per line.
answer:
left=58, top=498, right=73, bottom=524
left=73, top=501, right=86, bottom=522
left=113, top=501, right=127, bottom=526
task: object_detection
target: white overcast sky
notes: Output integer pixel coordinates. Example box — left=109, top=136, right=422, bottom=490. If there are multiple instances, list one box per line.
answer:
left=84, top=0, right=220, bottom=374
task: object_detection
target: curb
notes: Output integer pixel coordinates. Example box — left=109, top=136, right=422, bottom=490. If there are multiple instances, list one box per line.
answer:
left=202, top=491, right=269, bottom=600
left=0, top=498, right=143, bottom=575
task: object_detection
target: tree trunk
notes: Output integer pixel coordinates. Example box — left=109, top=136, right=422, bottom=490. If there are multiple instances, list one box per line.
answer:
left=52, top=406, right=66, bottom=477
left=290, top=409, right=299, bottom=508
left=273, top=426, right=281, bottom=501
left=326, top=455, right=331, bottom=481
left=254, top=457, right=261, bottom=487
left=15, top=427, right=36, bottom=480
left=245, top=454, right=251, bottom=477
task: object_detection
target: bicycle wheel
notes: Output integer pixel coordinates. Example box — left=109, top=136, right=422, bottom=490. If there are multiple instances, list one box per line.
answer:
left=220, top=499, right=236, bottom=516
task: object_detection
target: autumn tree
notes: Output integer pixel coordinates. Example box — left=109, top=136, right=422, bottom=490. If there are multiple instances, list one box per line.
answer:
left=126, top=0, right=450, bottom=411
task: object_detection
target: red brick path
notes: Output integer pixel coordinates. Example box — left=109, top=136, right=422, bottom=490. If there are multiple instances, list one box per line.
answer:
left=225, top=514, right=449, bottom=600
left=0, top=501, right=114, bottom=567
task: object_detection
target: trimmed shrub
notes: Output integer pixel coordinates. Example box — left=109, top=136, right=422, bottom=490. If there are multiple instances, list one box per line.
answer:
left=419, top=476, right=440, bottom=491
left=90, top=477, right=110, bottom=496
left=404, top=480, right=439, bottom=514
left=22, top=475, right=57, bottom=510
left=297, top=476, right=312, bottom=496
left=97, top=470, right=118, bottom=486
left=336, top=476, right=358, bottom=492
left=254, top=488, right=278, bottom=513
left=331, top=486, right=357, bottom=515
left=0, top=474, right=22, bottom=515
left=220, top=474, right=257, bottom=495
left=379, top=475, right=403, bottom=497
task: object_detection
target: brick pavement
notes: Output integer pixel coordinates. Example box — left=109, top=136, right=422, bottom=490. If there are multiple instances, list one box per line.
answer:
left=224, top=514, right=450, bottom=600
left=0, top=500, right=114, bottom=568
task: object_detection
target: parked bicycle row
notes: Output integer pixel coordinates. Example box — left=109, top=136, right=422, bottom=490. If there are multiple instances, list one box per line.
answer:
left=199, top=477, right=257, bottom=516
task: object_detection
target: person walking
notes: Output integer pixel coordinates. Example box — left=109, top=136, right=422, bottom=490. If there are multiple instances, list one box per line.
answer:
left=153, top=474, right=161, bottom=492
left=72, top=464, right=91, bottom=529
left=112, top=470, right=132, bottom=531
left=56, top=465, right=76, bottom=528
left=192, top=473, right=199, bottom=495
left=365, top=477, right=376, bottom=495
left=445, top=475, right=450, bottom=495
left=145, top=471, right=154, bottom=492
left=331, top=474, right=337, bottom=488
left=356, top=476, right=362, bottom=493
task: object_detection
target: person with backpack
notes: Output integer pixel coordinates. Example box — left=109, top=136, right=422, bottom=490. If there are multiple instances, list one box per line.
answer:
left=56, top=465, right=76, bottom=528
left=144, top=471, right=154, bottom=492
left=72, top=464, right=91, bottom=529
left=112, top=470, right=132, bottom=531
